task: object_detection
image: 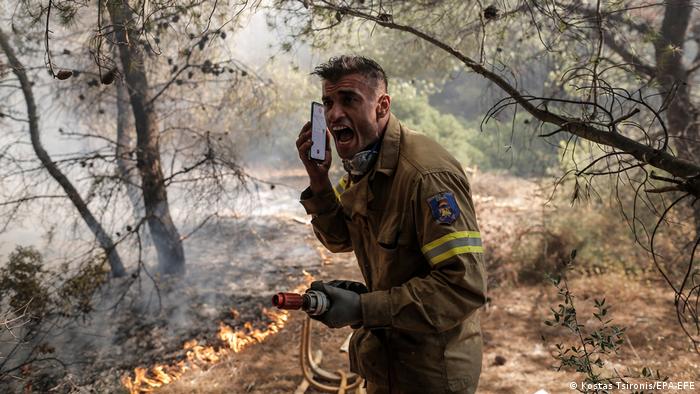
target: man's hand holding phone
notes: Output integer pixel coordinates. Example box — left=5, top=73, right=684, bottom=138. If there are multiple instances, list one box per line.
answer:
left=296, top=103, right=332, bottom=195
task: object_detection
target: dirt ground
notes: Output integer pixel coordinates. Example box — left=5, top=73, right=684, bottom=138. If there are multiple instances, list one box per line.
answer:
left=154, top=172, right=698, bottom=394
left=160, top=253, right=699, bottom=394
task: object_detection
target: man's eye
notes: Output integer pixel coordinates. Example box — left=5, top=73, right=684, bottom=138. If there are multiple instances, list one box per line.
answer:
left=343, top=96, right=354, bottom=104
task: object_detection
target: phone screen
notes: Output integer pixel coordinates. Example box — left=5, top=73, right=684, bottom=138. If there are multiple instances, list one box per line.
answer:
left=310, top=102, right=327, bottom=161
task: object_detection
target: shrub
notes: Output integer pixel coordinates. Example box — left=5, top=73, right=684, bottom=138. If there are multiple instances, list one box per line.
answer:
left=392, top=82, right=564, bottom=177
left=0, top=246, right=51, bottom=322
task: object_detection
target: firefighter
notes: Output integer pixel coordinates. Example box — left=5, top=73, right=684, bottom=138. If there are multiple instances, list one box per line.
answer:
left=295, top=55, right=487, bottom=394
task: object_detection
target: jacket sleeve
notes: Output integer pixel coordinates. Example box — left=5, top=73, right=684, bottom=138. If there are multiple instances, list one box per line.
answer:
left=299, top=177, right=353, bottom=253
left=360, top=170, right=487, bottom=333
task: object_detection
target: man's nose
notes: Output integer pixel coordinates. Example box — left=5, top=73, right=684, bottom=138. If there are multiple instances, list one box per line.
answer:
left=325, top=104, right=344, bottom=125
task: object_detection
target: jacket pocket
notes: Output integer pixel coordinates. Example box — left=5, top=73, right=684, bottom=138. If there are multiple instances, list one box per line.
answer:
left=374, top=209, right=403, bottom=249
left=444, top=318, right=482, bottom=392
left=360, top=209, right=399, bottom=289
left=391, top=329, right=447, bottom=392
left=350, top=328, right=390, bottom=385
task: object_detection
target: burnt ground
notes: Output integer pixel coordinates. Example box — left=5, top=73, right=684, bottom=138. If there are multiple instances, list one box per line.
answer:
left=162, top=254, right=700, bottom=393
left=103, top=170, right=698, bottom=393
left=159, top=254, right=699, bottom=394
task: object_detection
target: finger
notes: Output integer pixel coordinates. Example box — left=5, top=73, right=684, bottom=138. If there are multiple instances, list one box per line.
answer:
left=297, top=139, right=312, bottom=154
left=298, top=141, right=313, bottom=161
left=319, top=155, right=332, bottom=170
left=300, top=139, right=313, bottom=150
left=298, top=122, right=311, bottom=137
left=308, top=280, right=325, bottom=292
left=331, top=280, right=354, bottom=291
left=328, top=280, right=350, bottom=290
left=296, top=130, right=311, bottom=149
left=308, top=314, right=323, bottom=322
left=309, top=314, right=333, bottom=328
left=295, top=123, right=311, bottom=148
left=350, top=282, right=368, bottom=294
left=320, top=283, right=345, bottom=298
left=322, top=129, right=333, bottom=166
left=324, top=129, right=332, bottom=154
left=327, top=280, right=342, bottom=288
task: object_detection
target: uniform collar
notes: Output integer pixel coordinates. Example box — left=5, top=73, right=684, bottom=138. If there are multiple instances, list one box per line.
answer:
left=373, top=113, right=401, bottom=177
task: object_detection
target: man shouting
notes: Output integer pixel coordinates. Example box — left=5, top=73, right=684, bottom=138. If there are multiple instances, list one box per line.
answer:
left=296, top=55, right=487, bottom=394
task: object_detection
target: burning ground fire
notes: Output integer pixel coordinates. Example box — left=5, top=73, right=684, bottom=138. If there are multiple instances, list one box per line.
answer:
left=120, top=276, right=313, bottom=393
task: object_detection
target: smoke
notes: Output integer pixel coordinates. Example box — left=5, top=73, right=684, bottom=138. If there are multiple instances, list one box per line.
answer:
left=0, top=168, right=322, bottom=391
left=0, top=6, right=331, bottom=390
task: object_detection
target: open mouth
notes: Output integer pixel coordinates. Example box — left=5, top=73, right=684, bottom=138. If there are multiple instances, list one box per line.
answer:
left=332, top=127, right=354, bottom=144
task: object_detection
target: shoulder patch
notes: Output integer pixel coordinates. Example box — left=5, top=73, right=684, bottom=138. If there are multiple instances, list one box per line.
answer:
left=427, top=191, right=460, bottom=225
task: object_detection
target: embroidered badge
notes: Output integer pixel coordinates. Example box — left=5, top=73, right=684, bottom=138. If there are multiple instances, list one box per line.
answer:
left=427, top=192, right=460, bottom=225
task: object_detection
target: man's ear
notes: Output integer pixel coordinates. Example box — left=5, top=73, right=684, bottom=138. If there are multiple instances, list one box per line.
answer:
left=376, top=94, right=391, bottom=119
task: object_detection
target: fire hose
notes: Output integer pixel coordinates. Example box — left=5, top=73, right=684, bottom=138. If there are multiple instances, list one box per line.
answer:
left=272, top=291, right=365, bottom=393
left=272, top=290, right=330, bottom=316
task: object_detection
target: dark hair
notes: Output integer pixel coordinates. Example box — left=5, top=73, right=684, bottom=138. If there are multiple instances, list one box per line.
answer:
left=312, top=55, right=388, bottom=92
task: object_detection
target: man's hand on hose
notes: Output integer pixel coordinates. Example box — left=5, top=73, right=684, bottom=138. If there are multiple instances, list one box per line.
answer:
left=327, top=280, right=369, bottom=295
left=307, top=280, right=363, bottom=329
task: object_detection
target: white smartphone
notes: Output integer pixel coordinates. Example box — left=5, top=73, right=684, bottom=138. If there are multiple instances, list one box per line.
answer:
left=309, top=102, right=327, bottom=162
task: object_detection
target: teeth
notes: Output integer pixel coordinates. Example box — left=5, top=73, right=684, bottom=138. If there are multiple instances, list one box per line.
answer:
left=332, top=126, right=351, bottom=131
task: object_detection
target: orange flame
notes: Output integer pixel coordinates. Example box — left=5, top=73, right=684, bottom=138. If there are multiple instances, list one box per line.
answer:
left=120, top=276, right=312, bottom=393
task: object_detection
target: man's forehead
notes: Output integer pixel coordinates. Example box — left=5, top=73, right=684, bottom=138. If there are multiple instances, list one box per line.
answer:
left=322, top=74, right=375, bottom=95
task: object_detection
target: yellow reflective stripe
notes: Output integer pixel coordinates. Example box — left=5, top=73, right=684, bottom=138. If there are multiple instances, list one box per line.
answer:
left=333, top=186, right=341, bottom=199
left=421, top=231, right=481, bottom=254
left=430, top=245, right=484, bottom=265
left=421, top=231, right=483, bottom=266
left=333, top=176, right=350, bottom=199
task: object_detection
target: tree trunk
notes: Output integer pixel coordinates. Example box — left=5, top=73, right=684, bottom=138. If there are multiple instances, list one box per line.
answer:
left=653, top=0, right=700, bottom=235
left=116, top=80, right=144, bottom=220
left=0, top=28, right=126, bottom=277
left=107, top=0, right=186, bottom=275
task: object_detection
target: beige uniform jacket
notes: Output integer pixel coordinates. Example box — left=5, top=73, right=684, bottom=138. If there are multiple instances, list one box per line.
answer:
left=300, top=114, right=487, bottom=393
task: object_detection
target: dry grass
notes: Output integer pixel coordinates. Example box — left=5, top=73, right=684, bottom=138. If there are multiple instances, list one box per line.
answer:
left=157, top=172, right=699, bottom=393
left=161, top=255, right=699, bottom=394
left=479, top=275, right=698, bottom=393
